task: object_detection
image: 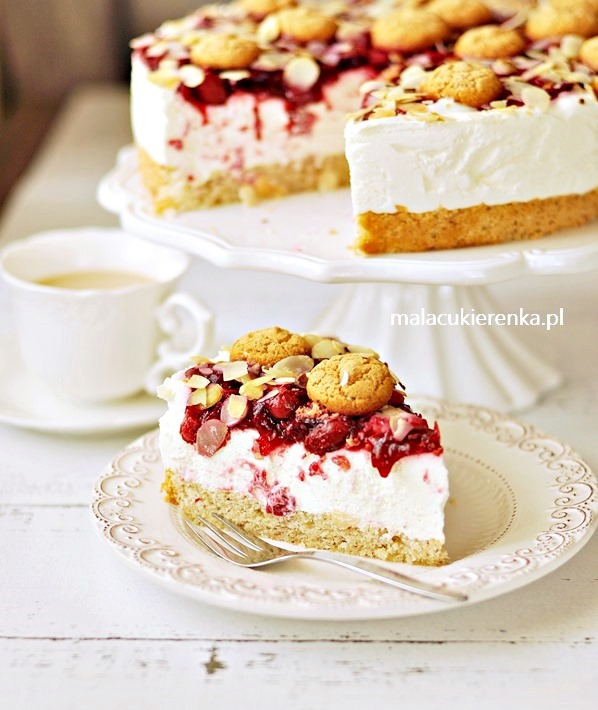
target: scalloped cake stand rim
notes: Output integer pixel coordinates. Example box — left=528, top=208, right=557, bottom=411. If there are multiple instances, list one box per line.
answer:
left=97, top=146, right=598, bottom=286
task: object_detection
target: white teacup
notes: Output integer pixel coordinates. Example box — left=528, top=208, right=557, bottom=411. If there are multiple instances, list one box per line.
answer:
left=0, top=228, right=213, bottom=402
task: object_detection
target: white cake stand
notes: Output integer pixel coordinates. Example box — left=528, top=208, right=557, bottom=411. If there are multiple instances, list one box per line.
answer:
left=98, top=146, right=598, bottom=411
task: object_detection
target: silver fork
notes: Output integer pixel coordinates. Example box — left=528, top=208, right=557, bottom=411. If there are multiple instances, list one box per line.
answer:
left=181, top=512, right=467, bottom=603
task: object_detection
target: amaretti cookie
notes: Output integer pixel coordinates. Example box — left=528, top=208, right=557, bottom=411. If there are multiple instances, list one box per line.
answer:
left=159, top=327, right=449, bottom=565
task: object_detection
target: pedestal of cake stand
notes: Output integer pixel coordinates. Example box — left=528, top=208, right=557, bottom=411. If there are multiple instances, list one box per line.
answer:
left=312, top=282, right=561, bottom=412
left=99, top=149, right=598, bottom=412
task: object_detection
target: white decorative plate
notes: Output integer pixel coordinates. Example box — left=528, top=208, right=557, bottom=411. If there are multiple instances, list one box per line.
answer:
left=98, top=146, right=598, bottom=285
left=90, top=399, right=597, bottom=619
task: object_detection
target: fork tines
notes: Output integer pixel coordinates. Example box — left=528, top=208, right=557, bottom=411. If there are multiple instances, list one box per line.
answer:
left=182, top=512, right=273, bottom=565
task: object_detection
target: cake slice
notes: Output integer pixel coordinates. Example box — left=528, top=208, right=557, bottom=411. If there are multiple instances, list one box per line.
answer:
left=159, top=327, right=449, bottom=565
left=345, top=11, right=598, bottom=253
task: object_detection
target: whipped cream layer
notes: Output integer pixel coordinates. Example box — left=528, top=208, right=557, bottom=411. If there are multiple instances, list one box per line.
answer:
left=159, top=374, right=448, bottom=542
left=132, top=58, right=370, bottom=183
left=345, top=93, right=598, bottom=215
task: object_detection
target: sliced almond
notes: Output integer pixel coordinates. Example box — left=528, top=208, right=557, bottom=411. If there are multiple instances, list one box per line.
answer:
left=302, top=333, right=324, bottom=347
left=157, top=18, right=193, bottom=38
left=339, top=369, right=350, bottom=387
left=370, top=107, right=396, bottom=120
left=399, top=65, right=427, bottom=90
left=247, top=375, right=276, bottom=387
left=213, top=347, right=231, bottom=363
left=220, top=69, right=251, bottom=81
left=521, top=85, right=551, bottom=111
left=253, top=51, right=290, bottom=71
left=179, top=64, right=206, bottom=87
left=359, top=79, right=387, bottom=95
left=186, top=374, right=210, bottom=389
left=347, top=106, right=372, bottom=122
left=215, top=361, right=249, bottom=381
left=240, top=382, right=266, bottom=400
left=402, top=103, right=429, bottom=114
left=190, top=355, right=212, bottom=365
left=239, top=374, right=275, bottom=400
left=491, top=58, right=516, bottom=76
left=159, top=58, right=179, bottom=72
left=311, top=338, right=347, bottom=360
left=389, top=415, right=414, bottom=442
left=272, top=376, right=296, bottom=385
left=521, top=60, right=557, bottom=82
left=346, top=344, right=379, bottom=358
left=269, top=355, right=314, bottom=378
left=336, top=20, right=367, bottom=42
left=504, top=77, right=529, bottom=98
left=500, top=10, right=526, bottom=31
left=283, top=55, right=321, bottom=91
left=148, top=70, right=180, bottom=89
left=220, top=394, right=249, bottom=426
left=227, top=394, right=248, bottom=418
left=130, top=33, right=155, bottom=50
left=205, top=383, right=223, bottom=407
left=561, top=34, right=584, bottom=60
left=189, top=388, right=208, bottom=406
left=258, top=14, right=281, bottom=44
left=146, top=41, right=170, bottom=57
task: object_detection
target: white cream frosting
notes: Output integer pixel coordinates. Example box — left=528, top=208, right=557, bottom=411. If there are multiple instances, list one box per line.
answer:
left=131, top=58, right=370, bottom=183
left=345, top=93, right=598, bottom=214
left=158, top=374, right=448, bottom=542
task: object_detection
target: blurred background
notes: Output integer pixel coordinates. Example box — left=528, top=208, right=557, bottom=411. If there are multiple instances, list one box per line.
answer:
left=0, top=0, right=209, bottom=209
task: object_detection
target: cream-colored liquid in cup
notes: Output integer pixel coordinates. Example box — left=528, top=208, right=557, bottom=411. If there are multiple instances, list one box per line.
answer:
left=36, top=270, right=156, bottom=290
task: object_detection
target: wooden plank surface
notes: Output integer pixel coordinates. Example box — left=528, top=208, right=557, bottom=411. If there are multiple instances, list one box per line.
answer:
left=2, top=638, right=596, bottom=710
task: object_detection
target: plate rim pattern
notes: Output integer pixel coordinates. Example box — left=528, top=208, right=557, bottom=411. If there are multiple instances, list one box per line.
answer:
left=90, top=398, right=597, bottom=618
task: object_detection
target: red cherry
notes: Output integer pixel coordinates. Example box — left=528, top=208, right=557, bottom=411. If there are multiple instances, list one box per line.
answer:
left=197, top=73, right=228, bottom=104
left=265, top=386, right=305, bottom=419
left=304, top=418, right=350, bottom=455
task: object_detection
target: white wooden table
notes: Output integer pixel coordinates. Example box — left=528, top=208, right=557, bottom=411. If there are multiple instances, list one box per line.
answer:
left=1, top=85, right=597, bottom=709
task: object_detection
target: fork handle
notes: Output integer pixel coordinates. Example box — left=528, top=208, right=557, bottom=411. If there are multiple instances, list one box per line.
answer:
left=295, top=550, right=467, bottom=602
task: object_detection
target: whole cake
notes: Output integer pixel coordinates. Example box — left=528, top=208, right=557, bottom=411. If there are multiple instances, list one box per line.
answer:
left=131, top=0, right=598, bottom=251
left=159, top=326, right=450, bottom=565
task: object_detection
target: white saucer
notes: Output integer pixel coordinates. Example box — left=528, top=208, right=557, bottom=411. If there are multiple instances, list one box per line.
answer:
left=0, top=335, right=165, bottom=434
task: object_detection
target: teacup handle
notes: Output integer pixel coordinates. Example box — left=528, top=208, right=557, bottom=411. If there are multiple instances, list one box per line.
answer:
left=144, top=291, right=213, bottom=394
